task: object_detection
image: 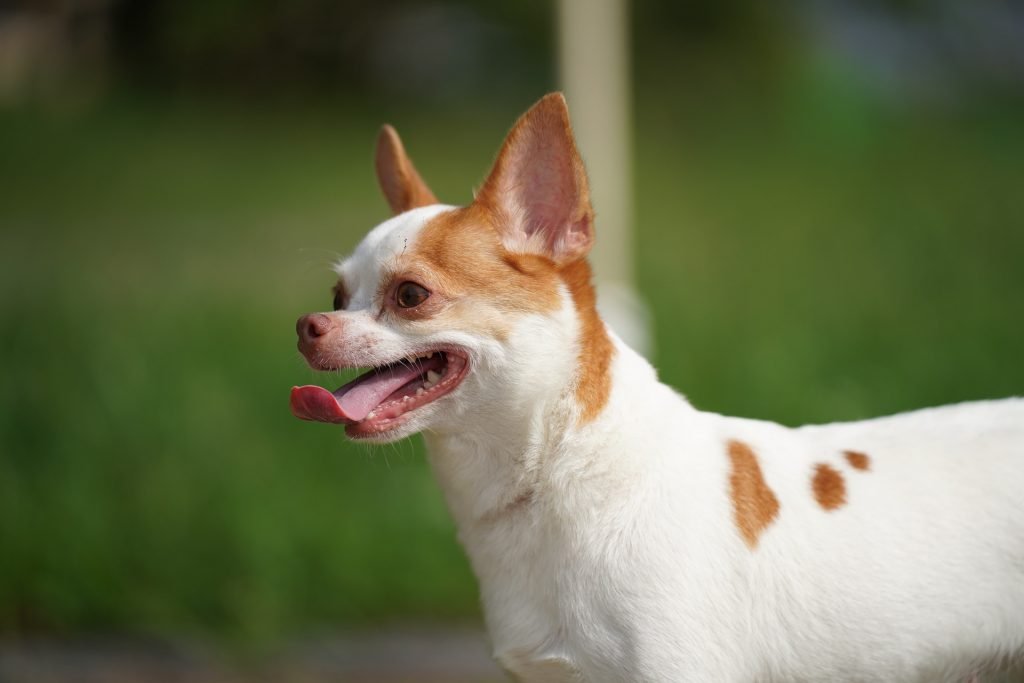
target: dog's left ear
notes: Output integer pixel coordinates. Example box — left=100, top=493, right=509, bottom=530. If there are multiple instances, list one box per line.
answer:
left=375, top=124, right=439, bottom=215
left=475, top=92, right=594, bottom=265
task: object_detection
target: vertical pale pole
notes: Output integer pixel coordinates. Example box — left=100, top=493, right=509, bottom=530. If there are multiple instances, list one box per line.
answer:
left=558, top=0, right=650, bottom=356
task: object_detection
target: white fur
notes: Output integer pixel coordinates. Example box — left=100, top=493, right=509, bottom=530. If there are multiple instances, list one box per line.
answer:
left=326, top=207, right=1024, bottom=682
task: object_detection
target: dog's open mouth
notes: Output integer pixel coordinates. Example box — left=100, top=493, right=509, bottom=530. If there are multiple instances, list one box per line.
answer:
left=290, top=349, right=469, bottom=437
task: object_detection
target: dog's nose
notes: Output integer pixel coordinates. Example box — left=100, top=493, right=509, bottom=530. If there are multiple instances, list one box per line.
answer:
left=296, top=313, right=334, bottom=345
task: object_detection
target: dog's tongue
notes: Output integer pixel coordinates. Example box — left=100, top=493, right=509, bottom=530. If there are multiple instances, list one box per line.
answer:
left=291, top=358, right=439, bottom=424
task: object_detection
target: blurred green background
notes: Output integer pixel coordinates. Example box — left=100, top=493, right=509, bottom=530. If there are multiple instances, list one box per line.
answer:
left=1, top=0, right=1023, bottom=669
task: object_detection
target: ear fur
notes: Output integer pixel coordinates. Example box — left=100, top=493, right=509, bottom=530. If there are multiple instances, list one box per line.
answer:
left=375, top=124, right=439, bottom=215
left=475, top=93, right=594, bottom=265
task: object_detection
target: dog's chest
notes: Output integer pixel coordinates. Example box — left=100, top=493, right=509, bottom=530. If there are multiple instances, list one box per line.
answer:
left=481, top=555, right=600, bottom=683
left=467, top=506, right=637, bottom=682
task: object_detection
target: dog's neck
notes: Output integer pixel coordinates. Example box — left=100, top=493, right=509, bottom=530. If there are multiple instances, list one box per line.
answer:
left=420, top=260, right=611, bottom=523
left=423, top=387, right=573, bottom=527
left=423, top=353, right=579, bottom=527
left=421, top=305, right=671, bottom=532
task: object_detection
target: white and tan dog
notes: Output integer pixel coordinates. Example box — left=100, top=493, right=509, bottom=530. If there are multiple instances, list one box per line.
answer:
left=291, top=93, right=1024, bottom=683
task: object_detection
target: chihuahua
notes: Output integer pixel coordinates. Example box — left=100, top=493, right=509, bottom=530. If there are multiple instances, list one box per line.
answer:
left=291, top=93, right=1024, bottom=683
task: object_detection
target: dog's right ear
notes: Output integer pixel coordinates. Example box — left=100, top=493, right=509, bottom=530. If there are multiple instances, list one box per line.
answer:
left=375, top=124, right=439, bottom=215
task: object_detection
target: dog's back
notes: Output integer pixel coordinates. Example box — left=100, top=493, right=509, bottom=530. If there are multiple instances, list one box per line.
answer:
left=709, top=398, right=1024, bottom=681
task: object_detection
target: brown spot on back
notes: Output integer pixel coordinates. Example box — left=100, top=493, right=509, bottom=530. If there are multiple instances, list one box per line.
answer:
left=843, top=450, right=871, bottom=471
left=812, top=463, right=847, bottom=510
left=726, top=440, right=781, bottom=549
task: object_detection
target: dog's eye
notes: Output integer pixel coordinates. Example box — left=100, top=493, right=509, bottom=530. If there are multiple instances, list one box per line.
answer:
left=396, top=281, right=430, bottom=309
left=332, top=289, right=344, bottom=311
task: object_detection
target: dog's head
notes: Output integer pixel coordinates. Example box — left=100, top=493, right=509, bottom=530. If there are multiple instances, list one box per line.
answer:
left=291, top=93, right=613, bottom=442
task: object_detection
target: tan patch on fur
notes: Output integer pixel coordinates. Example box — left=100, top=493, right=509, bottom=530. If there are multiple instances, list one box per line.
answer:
left=812, top=463, right=847, bottom=510
left=375, top=125, right=438, bottom=214
left=726, top=440, right=780, bottom=549
left=407, top=205, right=613, bottom=423
left=407, top=204, right=561, bottom=316
left=843, top=450, right=871, bottom=471
left=561, top=258, right=614, bottom=423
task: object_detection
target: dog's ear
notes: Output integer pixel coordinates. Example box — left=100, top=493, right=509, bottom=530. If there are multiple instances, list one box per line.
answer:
left=375, top=124, right=439, bottom=215
left=475, top=92, right=594, bottom=265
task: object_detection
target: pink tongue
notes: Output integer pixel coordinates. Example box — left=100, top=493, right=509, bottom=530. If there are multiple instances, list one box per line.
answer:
left=290, top=357, right=442, bottom=424
left=291, top=385, right=352, bottom=423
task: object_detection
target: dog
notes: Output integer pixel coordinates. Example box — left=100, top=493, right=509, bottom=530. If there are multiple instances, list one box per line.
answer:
left=291, top=93, right=1024, bottom=682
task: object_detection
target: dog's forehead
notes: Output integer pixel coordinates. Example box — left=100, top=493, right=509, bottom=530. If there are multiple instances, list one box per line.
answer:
left=338, top=204, right=456, bottom=285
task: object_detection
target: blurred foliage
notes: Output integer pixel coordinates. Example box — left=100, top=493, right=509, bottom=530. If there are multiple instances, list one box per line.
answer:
left=0, top=98, right=512, bottom=642
left=110, top=0, right=554, bottom=101
left=1, top=0, right=1023, bottom=648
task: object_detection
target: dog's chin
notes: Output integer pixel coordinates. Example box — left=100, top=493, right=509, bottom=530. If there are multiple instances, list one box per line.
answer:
left=343, top=402, right=442, bottom=443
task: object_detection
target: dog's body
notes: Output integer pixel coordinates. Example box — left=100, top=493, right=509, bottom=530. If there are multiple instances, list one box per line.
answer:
left=292, top=94, right=1024, bottom=682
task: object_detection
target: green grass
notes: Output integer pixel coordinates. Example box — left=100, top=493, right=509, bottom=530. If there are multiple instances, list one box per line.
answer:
left=1, top=85, right=1022, bottom=643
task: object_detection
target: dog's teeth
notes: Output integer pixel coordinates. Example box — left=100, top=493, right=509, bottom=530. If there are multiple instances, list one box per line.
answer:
left=426, top=370, right=441, bottom=384
left=416, top=387, right=425, bottom=396
left=426, top=352, right=434, bottom=359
